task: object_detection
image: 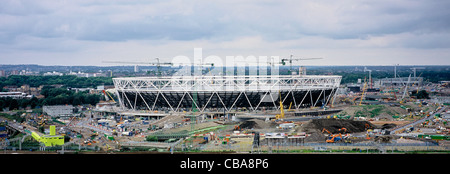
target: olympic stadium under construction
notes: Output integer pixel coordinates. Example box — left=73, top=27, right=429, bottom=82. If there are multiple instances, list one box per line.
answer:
left=112, top=75, right=342, bottom=113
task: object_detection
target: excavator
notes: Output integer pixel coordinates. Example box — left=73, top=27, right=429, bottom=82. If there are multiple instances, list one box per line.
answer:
left=326, top=133, right=342, bottom=143
left=322, top=128, right=332, bottom=135
left=365, top=123, right=373, bottom=130
left=322, top=128, right=352, bottom=143
left=338, top=127, right=347, bottom=133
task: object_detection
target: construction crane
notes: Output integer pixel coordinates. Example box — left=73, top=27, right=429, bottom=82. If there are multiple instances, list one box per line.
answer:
left=364, top=67, right=372, bottom=89
left=359, top=77, right=368, bottom=106
left=415, top=72, right=424, bottom=94
left=103, top=58, right=173, bottom=77
left=280, top=55, right=323, bottom=74
left=275, top=91, right=285, bottom=120
left=410, top=67, right=425, bottom=78
left=102, top=90, right=116, bottom=102
left=401, top=74, right=412, bottom=100
left=393, top=64, right=399, bottom=78
left=180, top=62, right=215, bottom=76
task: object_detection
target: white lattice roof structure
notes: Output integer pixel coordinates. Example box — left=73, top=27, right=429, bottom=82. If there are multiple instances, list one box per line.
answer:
left=113, top=75, right=341, bottom=112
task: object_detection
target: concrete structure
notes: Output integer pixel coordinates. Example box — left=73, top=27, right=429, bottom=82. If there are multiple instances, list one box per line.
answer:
left=375, top=77, right=423, bottom=87
left=43, top=105, right=75, bottom=117
left=113, top=75, right=341, bottom=113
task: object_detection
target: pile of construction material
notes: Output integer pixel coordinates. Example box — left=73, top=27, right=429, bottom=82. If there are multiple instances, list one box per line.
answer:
left=298, top=119, right=377, bottom=142
left=238, top=119, right=275, bottom=129
left=306, top=119, right=376, bottom=133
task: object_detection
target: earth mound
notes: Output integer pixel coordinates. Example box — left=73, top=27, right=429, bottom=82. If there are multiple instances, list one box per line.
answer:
left=305, top=119, right=376, bottom=134
left=238, top=119, right=274, bottom=129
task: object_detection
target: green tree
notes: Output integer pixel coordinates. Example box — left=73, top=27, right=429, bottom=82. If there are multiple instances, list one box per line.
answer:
left=30, top=97, right=38, bottom=108
left=9, top=99, right=19, bottom=110
left=73, top=96, right=82, bottom=106
left=414, top=90, right=430, bottom=99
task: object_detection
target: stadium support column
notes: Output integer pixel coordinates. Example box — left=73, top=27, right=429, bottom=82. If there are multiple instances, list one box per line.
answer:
left=113, top=79, right=125, bottom=110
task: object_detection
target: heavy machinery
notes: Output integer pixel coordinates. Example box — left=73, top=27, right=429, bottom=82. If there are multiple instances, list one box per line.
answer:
left=322, top=128, right=332, bottom=135
left=338, top=127, right=347, bottom=133
left=365, top=123, right=373, bottom=130
left=326, top=133, right=342, bottom=143
left=275, top=91, right=285, bottom=120
left=102, top=90, right=116, bottom=102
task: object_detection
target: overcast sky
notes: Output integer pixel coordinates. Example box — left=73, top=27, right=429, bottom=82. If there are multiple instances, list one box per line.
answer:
left=1, top=0, right=449, bottom=66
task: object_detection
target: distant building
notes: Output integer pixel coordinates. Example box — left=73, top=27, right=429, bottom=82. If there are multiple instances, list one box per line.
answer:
left=347, top=85, right=361, bottom=93
left=0, top=92, right=32, bottom=99
left=43, top=105, right=75, bottom=117
left=30, top=125, right=64, bottom=147
left=375, top=77, right=423, bottom=88
left=10, top=70, right=19, bottom=75
left=68, top=71, right=106, bottom=77
left=3, top=85, right=43, bottom=97
left=43, top=71, right=63, bottom=76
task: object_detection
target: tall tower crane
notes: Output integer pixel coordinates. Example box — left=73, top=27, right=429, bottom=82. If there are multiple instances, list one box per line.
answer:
left=281, top=55, right=323, bottom=75
left=103, top=58, right=173, bottom=77
left=364, top=67, right=372, bottom=89
left=410, top=67, right=425, bottom=78
left=172, top=62, right=215, bottom=76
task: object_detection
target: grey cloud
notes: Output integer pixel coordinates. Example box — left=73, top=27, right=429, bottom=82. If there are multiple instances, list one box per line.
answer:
left=3, top=0, right=448, bottom=44
left=1, top=0, right=450, bottom=66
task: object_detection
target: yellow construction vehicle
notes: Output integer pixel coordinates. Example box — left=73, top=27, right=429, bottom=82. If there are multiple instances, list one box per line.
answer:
left=365, top=134, right=371, bottom=140
left=275, top=91, right=285, bottom=120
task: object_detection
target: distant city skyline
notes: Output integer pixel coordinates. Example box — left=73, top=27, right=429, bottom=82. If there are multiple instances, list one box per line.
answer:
left=1, top=0, right=449, bottom=66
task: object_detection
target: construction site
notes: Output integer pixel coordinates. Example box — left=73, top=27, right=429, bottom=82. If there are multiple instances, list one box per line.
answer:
left=1, top=64, right=450, bottom=154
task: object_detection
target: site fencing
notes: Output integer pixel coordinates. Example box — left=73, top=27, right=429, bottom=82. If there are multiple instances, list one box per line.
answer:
left=200, top=140, right=449, bottom=153
left=1, top=145, right=99, bottom=152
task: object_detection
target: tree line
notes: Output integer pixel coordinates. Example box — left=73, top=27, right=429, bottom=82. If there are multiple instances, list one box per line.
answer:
left=0, top=86, right=102, bottom=111
left=0, top=75, right=113, bottom=89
